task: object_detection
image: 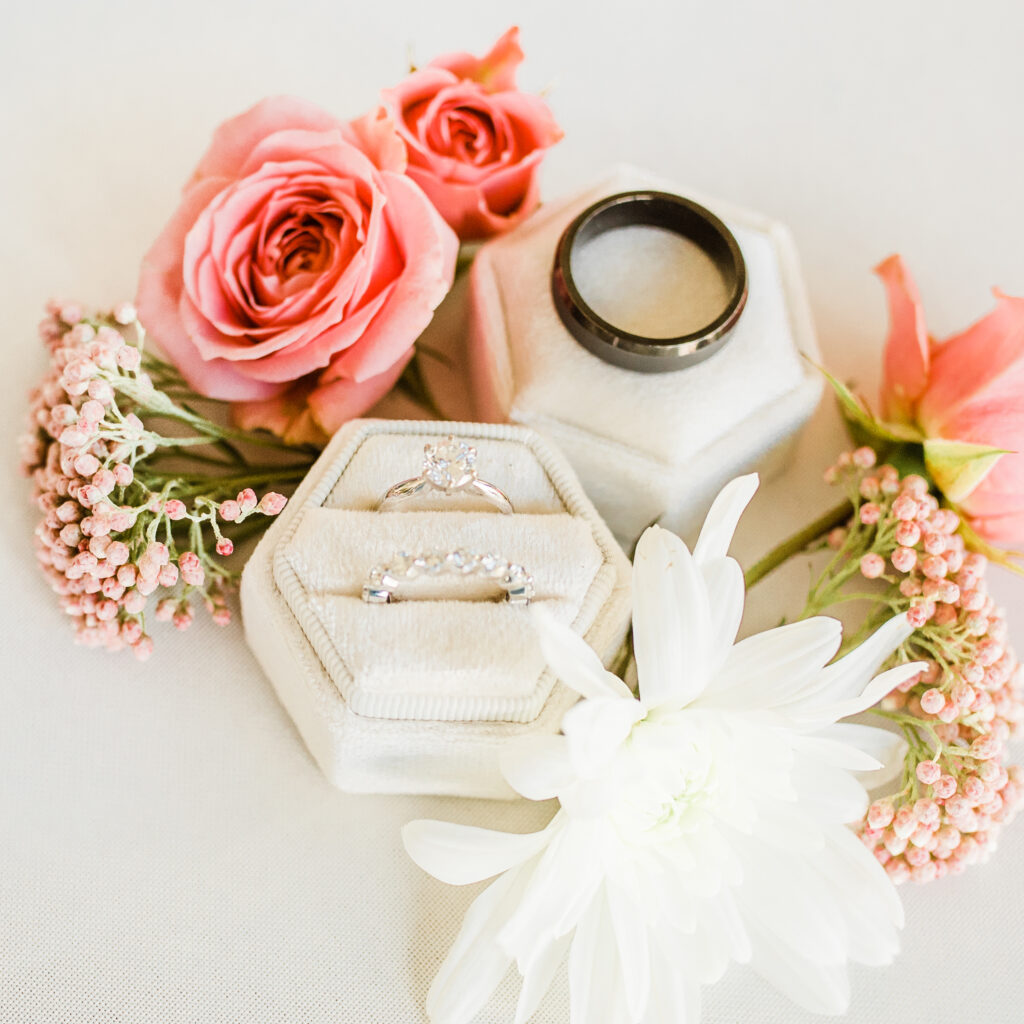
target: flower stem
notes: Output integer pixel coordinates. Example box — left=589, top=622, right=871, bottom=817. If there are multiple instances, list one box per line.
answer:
left=744, top=499, right=854, bottom=589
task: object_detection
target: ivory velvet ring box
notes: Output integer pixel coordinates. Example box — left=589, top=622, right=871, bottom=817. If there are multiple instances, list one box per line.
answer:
left=240, top=419, right=631, bottom=798
left=422, top=164, right=824, bottom=543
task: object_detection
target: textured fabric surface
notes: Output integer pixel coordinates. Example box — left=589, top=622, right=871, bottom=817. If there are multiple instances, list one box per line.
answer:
left=4, top=0, right=1024, bottom=1020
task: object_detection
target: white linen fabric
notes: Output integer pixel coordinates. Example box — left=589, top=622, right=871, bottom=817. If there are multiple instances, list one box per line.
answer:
left=240, top=419, right=631, bottom=798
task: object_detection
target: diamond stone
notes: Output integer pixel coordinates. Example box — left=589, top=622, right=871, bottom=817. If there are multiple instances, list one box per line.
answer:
left=423, top=437, right=476, bottom=491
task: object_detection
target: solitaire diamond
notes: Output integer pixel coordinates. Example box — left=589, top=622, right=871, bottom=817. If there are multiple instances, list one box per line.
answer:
left=422, top=437, right=477, bottom=492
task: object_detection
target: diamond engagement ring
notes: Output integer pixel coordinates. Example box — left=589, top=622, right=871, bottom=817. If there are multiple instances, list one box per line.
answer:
left=376, top=436, right=514, bottom=514
left=362, top=550, right=534, bottom=605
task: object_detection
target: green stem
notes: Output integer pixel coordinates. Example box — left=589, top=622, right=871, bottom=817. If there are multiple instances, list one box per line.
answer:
left=744, top=499, right=854, bottom=589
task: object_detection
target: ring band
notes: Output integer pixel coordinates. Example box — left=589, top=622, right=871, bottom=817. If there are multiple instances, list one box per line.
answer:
left=362, top=550, right=534, bottom=605
left=551, top=190, right=748, bottom=373
left=377, top=436, right=514, bottom=514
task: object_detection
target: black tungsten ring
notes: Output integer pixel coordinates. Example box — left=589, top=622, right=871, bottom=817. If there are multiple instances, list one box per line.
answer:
left=551, top=190, right=748, bottom=373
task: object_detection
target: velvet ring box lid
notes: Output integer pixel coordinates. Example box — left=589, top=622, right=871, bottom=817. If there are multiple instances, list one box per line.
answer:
left=240, top=418, right=632, bottom=798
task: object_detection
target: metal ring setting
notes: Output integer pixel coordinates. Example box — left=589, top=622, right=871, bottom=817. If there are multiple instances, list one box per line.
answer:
left=551, top=190, right=748, bottom=373
left=362, top=550, right=535, bottom=605
left=377, top=436, right=514, bottom=514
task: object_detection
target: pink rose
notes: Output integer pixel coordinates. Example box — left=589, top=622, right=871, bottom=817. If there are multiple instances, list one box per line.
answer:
left=136, top=97, right=458, bottom=441
left=380, top=27, right=563, bottom=241
left=877, top=254, right=1024, bottom=546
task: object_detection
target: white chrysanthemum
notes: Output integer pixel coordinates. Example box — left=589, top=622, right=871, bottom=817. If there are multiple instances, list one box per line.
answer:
left=403, top=475, right=919, bottom=1024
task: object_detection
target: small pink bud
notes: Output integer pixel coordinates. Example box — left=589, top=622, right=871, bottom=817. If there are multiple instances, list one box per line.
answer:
left=921, top=555, right=948, bottom=580
left=258, top=492, right=287, bottom=516
left=970, top=735, right=1001, bottom=761
left=164, top=499, right=187, bottom=521
left=920, top=688, right=946, bottom=715
left=219, top=500, right=241, bottom=522
left=860, top=552, right=886, bottom=579
left=113, top=463, right=133, bottom=486
left=123, top=589, right=146, bottom=614
left=212, top=607, right=231, bottom=627
left=894, top=520, right=921, bottom=547
left=891, top=494, right=919, bottom=521
left=116, top=346, right=141, bottom=371
left=933, top=774, right=958, bottom=799
left=900, top=576, right=922, bottom=598
left=867, top=800, right=895, bottom=829
left=885, top=858, right=910, bottom=884
left=852, top=446, right=877, bottom=468
left=911, top=860, right=938, bottom=884
left=157, top=563, right=179, bottom=587
left=907, top=601, right=935, bottom=628
left=215, top=537, right=234, bottom=557
left=891, top=546, right=917, bottom=573
left=92, top=469, right=116, bottom=495
left=74, top=453, right=101, bottom=477
left=826, top=527, right=847, bottom=549
left=155, top=599, right=176, bottom=622
left=236, top=488, right=257, bottom=512
left=893, top=806, right=918, bottom=839
left=860, top=503, right=882, bottom=525
left=916, top=760, right=942, bottom=785
left=132, top=636, right=155, bottom=662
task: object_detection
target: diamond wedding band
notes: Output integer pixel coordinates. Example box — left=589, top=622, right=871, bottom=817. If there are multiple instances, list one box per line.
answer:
left=376, top=436, right=514, bottom=514
left=362, top=549, right=534, bottom=606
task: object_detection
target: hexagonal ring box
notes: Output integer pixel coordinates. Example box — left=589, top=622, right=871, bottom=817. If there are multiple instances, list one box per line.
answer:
left=240, top=419, right=631, bottom=798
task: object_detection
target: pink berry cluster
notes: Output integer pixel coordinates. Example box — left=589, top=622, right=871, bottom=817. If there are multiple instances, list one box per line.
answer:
left=822, top=448, right=1024, bottom=883
left=20, top=302, right=296, bottom=659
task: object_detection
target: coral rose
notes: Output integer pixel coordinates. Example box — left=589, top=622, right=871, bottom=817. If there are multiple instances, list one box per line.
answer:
left=136, top=96, right=458, bottom=442
left=380, top=27, right=563, bottom=241
left=877, top=254, right=1024, bottom=546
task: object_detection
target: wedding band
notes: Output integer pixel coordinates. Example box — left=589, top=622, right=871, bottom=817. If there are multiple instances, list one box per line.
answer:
left=377, top=436, right=514, bottom=514
left=362, top=550, right=534, bottom=605
left=552, top=190, right=747, bottom=373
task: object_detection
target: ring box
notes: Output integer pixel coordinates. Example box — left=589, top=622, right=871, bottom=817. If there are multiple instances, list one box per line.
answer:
left=240, top=419, right=631, bottom=798
left=460, top=164, right=824, bottom=543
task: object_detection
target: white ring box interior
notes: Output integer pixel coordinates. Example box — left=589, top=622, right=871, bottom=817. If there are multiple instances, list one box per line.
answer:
left=240, top=419, right=631, bottom=798
left=458, top=164, right=824, bottom=544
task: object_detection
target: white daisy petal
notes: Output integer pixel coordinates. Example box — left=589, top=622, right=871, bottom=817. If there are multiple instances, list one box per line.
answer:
left=563, top=696, right=645, bottom=777
left=795, top=613, right=913, bottom=710
left=569, top=890, right=630, bottom=1024
left=532, top=606, right=633, bottom=700
left=499, top=822, right=604, bottom=961
left=793, top=763, right=870, bottom=824
left=513, top=932, right=571, bottom=1024
left=789, top=732, right=885, bottom=773
left=607, top=880, right=651, bottom=1021
left=634, top=525, right=712, bottom=708
left=402, top=819, right=555, bottom=886
left=643, top=939, right=701, bottom=1024
left=692, top=473, right=759, bottom=565
left=426, top=863, right=531, bottom=1024
left=818, top=723, right=909, bottom=790
left=500, top=735, right=576, bottom=801
left=700, top=556, right=746, bottom=672
left=792, top=662, right=925, bottom=729
left=701, top=617, right=842, bottom=709
left=747, top=920, right=852, bottom=1016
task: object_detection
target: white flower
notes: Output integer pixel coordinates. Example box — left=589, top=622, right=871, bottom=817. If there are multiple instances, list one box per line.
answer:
left=403, top=474, right=919, bottom=1024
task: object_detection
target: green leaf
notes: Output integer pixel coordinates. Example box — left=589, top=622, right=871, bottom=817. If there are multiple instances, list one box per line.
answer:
left=816, top=366, right=922, bottom=445
left=923, top=438, right=1010, bottom=502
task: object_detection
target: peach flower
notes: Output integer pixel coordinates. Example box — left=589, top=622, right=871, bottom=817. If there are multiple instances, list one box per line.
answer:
left=380, top=27, right=563, bottom=240
left=877, top=254, right=1024, bottom=546
left=136, top=97, right=458, bottom=442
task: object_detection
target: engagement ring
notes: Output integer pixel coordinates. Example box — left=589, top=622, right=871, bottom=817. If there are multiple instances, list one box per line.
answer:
left=376, top=436, right=514, bottom=514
